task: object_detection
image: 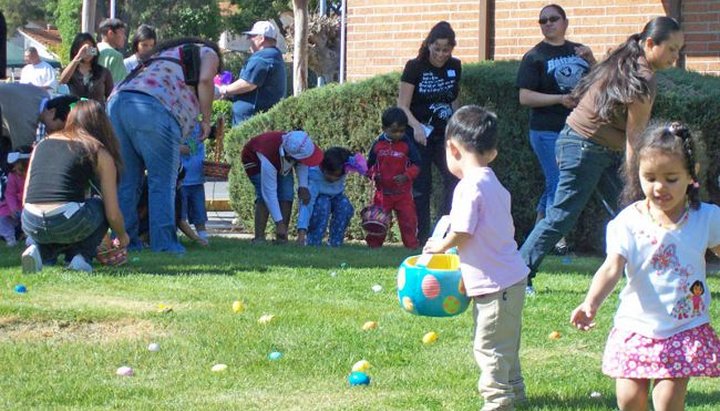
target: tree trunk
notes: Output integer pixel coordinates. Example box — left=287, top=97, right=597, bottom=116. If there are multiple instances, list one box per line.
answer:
left=82, top=0, right=97, bottom=33
left=292, top=0, right=309, bottom=96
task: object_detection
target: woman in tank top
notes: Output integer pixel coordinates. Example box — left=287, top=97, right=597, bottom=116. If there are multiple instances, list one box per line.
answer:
left=519, top=16, right=684, bottom=293
left=21, top=100, right=127, bottom=273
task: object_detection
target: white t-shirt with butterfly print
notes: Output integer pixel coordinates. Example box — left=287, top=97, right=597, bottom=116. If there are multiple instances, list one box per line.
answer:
left=607, top=202, right=720, bottom=339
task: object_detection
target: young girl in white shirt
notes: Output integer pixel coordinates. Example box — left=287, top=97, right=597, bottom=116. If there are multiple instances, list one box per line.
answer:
left=571, top=122, right=720, bottom=410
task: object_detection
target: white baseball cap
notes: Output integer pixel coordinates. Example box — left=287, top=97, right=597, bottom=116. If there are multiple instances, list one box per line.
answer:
left=282, top=131, right=323, bottom=166
left=243, top=21, right=278, bottom=40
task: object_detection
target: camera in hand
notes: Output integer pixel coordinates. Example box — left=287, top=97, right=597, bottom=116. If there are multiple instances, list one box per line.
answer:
left=88, top=47, right=98, bottom=56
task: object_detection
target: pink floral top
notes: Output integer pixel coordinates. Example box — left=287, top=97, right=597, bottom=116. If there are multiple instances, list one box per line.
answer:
left=115, top=45, right=214, bottom=138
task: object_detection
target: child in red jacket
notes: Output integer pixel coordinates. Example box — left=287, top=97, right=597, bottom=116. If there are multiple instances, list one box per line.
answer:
left=366, top=107, right=421, bottom=249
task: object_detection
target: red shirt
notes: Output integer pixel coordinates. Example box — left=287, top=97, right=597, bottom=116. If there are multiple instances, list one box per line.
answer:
left=367, top=134, right=420, bottom=194
left=241, top=131, right=285, bottom=177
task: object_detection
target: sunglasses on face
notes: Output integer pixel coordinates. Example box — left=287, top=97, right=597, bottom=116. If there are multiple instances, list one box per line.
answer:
left=538, top=16, right=562, bottom=25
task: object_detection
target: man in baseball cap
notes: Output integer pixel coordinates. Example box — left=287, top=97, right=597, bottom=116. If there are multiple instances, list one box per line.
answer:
left=243, top=21, right=278, bottom=39
left=220, top=20, right=287, bottom=126
left=241, top=130, right=323, bottom=243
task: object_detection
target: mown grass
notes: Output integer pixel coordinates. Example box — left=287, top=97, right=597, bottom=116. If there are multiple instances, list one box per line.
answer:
left=0, top=238, right=718, bottom=410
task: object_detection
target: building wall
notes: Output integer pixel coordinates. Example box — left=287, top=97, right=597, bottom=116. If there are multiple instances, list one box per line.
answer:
left=345, top=0, right=482, bottom=82
left=345, top=0, right=719, bottom=80
left=681, top=0, right=720, bottom=74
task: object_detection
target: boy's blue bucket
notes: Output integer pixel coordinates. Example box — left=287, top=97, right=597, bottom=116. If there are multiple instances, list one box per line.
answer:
left=397, top=254, right=470, bottom=317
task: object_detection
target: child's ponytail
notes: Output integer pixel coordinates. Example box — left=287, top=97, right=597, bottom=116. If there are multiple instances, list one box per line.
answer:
left=668, top=122, right=701, bottom=209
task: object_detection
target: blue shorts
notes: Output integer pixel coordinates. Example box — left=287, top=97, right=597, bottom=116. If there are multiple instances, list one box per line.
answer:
left=249, top=172, right=294, bottom=204
left=181, top=184, right=207, bottom=225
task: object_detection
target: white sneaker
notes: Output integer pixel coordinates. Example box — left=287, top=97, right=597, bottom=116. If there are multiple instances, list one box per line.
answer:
left=68, top=255, right=93, bottom=272
left=21, top=245, right=42, bottom=273
left=197, top=230, right=209, bottom=241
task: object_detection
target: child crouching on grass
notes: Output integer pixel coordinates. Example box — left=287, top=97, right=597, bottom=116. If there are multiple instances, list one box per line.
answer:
left=0, top=147, right=31, bottom=246
left=296, top=147, right=365, bottom=246
left=423, top=105, right=529, bottom=410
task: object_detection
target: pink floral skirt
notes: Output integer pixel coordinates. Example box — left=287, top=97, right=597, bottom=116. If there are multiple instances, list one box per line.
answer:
left=602, top=323, right=720, bottom=379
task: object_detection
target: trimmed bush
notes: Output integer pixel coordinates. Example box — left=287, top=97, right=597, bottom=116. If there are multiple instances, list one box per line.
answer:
left=223, top=61, right=720, bottom=251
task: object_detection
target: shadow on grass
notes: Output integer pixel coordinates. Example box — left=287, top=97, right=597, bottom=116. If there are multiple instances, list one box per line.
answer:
left=0, top=238, right=417, bottom=275
left=528, top=389, right=720, bottom=410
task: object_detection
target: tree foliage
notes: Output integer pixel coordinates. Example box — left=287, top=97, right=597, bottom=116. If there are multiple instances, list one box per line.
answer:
left=0, top=0, right=48, bottom=33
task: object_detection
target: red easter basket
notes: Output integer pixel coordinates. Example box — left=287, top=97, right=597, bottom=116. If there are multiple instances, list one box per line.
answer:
left=96, top=236, right=128, bottom=266
left=360, top=204, right=391, bottom=237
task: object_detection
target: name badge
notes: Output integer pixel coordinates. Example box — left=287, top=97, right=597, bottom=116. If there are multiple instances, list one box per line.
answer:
left=447, top=69, right=456, bottom=78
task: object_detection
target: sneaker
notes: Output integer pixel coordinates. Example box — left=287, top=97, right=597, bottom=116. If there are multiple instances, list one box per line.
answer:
left=197, top=230, right=209, bottom=241
left=525, top=285, right=536, bottom=296
left=68, top=255, right=93, bottom=272
left=553, top=237, right=569, bottom=255
left=21, top=245, right=43, bottom=273
left=6, top=238, right=17, bottom=247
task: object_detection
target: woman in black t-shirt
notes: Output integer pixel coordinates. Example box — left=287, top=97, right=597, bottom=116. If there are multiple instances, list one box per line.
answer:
left=398, top=21, right=461, bottom=244
left=21, top=100, right=128, bottom=273
left=516, top=5, right=594, bottom=244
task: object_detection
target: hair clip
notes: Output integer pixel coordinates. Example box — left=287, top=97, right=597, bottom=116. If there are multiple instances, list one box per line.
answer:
left=69, top=97, right=89, bottom=110
left=344, top=153, right=368, bottom=175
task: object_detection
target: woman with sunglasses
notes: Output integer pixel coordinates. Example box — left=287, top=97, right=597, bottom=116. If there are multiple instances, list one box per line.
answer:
left=516, top=5, right=595, bottom=264
left=520, top=16, right=684, bottom=294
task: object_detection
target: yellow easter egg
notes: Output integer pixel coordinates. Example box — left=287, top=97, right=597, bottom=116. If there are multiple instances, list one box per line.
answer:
left=351, top=360, right=371, bottom=373
left=362, top=321, right=378, bottom=331
left=549, top=331, right=561, bottom=340
left=232, top=300, right=245, bottom=313
left=422, top=331, right=438, bottom=345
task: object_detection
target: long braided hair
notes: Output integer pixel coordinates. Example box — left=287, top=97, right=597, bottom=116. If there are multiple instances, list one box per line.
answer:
left=621, top=121, right=701, bottom=209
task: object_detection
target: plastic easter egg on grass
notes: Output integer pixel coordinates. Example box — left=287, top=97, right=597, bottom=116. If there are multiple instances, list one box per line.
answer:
left=371, top=284, right=383, bottom=293
left=232, top=300, right=245, bottom=313
left=397, top=254, right=469, bottom=317
left=362, top=321, right=378, bottom=331
left=116, top=366, right=134, bottom=376
left=148, top=343, right=160, bottom=352
left=211, top=363, right=228, bottom=372
left=351, top=360, right=371, bottom=373
left=268, top=351, right=283, bottom=360
left=348, top=371, right=370, bottom=386
left=548, top=331, right=561, bottom=340
left=14, top=284, right=27, bottom=294
left=422, top=331, right=438, bottom=345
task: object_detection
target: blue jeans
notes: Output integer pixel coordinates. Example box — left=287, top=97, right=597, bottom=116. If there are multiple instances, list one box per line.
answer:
left=249, top=172, right=295, bottom=204
left=520, top=126, right=622, bottom=284
left=22, top=198, right=108, bottom=263
left=181, top=184, right=207, bottom=226
left=529, top=129, right=560, bottom=215
left=307, top=193, right=354, bottom=247
left=413, top=136, right=458, bottom=244
left=108, top=91, right=184, bottom=253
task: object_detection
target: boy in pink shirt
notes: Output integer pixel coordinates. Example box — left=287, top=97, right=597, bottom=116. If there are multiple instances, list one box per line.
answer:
left=424, top=105, right=529, bottom=410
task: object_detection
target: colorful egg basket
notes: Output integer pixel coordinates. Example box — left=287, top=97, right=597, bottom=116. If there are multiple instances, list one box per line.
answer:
left=96, top=238, right=128, bottom=267
left=397, top=254, right=470, bottom=317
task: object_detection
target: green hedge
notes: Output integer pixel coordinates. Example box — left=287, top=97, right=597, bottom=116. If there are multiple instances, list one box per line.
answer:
left=221, top=61, right=720, bottom=251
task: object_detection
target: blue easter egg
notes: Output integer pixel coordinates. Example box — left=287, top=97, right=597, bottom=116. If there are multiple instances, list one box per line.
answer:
left=14, top=284, right=27, bottom=294
left=348, top=371, right=370, bottom=386
left=268, top=351, right=282, bottom=360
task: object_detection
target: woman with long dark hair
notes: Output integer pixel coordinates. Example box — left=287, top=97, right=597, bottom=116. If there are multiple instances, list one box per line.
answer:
left=107, top=37, right=221, bottom=253
left=520, top=16, right=684, bottom=294
left=59, top=33, right=114, bottom=105
left=124, top=24, right=157, bottom=72
left=398, top=21, right=461, bottom=244
left=517, top=4, right=595, bottom=236
left=21, top=100, right=127, bottom=272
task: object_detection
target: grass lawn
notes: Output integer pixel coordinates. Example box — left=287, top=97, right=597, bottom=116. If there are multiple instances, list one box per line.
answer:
left=0, top=238, right=718, bottom=410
